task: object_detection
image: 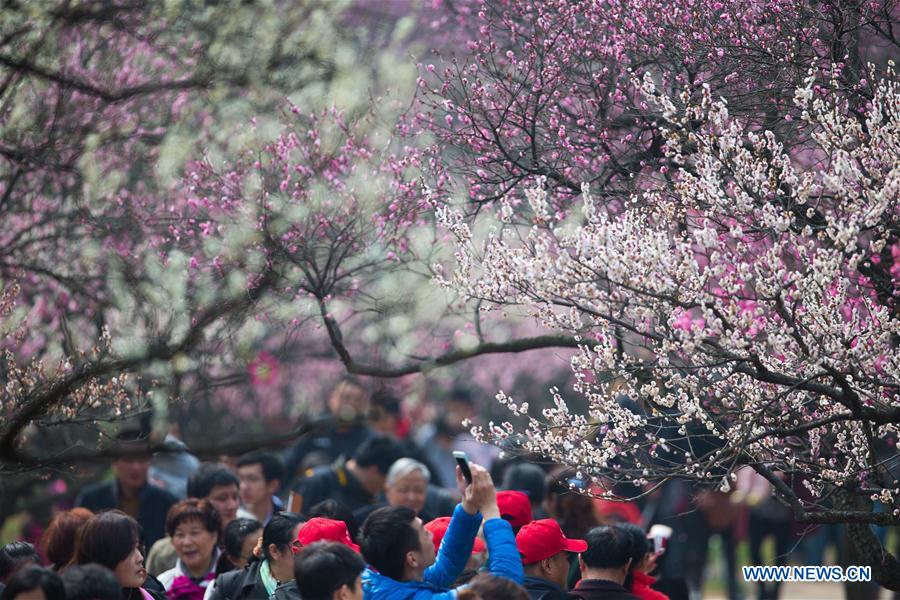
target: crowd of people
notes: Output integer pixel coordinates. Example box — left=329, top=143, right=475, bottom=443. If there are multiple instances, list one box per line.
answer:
left=0, top=461, right=664, bottom=600
left=0, top=378, right=852, bottom=600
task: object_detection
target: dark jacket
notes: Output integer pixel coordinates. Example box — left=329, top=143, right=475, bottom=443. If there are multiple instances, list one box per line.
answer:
left=423, top=485, right=457, bottom=518
left=569, top=578, right=639, bottom=600
left=121, top=574, right=166, bottom=600
left=283, top=422, right=373, bottom=487
left=206, top=560, right=300, bottom=600
left=143, top=573, right=168, bottom=599
left=75, top=479, right=177, bottom=547
left=523, top=575, right=570, bottom=600
left=291, top=458, right=375, bottom=514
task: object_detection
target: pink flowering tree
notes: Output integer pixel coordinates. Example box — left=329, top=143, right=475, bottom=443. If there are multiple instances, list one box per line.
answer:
left=0, top=0, right=573, bottom=482
left=0, top=1, right=341, bottom=328
left=160, top=102, right=579, bottom=423
left=0, top=1, right=428, bottom=471
left=417, top=0, right=896, bottom=206
left=436, top=66, right=900, bottom=583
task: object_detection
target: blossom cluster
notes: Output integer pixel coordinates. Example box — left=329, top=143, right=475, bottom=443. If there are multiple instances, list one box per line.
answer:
left=416, top=0, right=891, bottom=207
left=1, top=281, right=146, bottom=459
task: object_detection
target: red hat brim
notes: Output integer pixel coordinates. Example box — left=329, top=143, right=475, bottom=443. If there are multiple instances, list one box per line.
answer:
left=562, top=538, right=588, bottom=553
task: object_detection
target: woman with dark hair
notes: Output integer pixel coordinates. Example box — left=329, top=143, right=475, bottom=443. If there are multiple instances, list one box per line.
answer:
left=158, top=499, right=222, bottom=599
left=0, top=542, right=41, bottom=585
left=40, top=507, right=94, bottom=570
left=0, top=542, right=41, bottom=597
left=619, top=523, right=668, bottom=600
left=215, top=518, right=262, bottom=575
left=206, top=512, right=303, bottom=600
left=0, top=565, right=65, bottom=600
left=72, top=510, right=161, bottom=600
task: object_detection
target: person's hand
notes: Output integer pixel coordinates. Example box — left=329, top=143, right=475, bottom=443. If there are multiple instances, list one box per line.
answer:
left=640, top=551, right=661, bottom=574
left=458, top=463, right=499, bottom=518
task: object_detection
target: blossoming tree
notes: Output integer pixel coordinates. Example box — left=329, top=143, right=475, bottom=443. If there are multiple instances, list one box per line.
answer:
left=419, top=0, right=896, bottom=203
left=0, top=0, right=572, bottom=481
left=0, top=0, right=424, bottom=483
left=436, top=66, right=900, bottom=583
left=3, top=3, right=898, bottom=573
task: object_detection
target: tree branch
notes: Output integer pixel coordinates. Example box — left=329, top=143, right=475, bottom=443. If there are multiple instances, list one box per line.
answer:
left=0, top=418, right=320, bottom=471
left=0, top=268, right=278, bottom=462
left=317, top=298, right=578, bottom=377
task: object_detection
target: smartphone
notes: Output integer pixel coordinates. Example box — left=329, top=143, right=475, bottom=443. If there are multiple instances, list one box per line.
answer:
left=453, top=451, right=472, bottom=484
left=649, top=534, right=665, bottom=554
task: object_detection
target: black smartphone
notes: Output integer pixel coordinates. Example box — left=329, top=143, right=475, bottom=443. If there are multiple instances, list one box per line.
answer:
left=453, top=450, right=472, bottom=484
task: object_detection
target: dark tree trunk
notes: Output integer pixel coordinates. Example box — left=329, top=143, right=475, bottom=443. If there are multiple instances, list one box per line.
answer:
left=836, top=489, right=900, bottom=591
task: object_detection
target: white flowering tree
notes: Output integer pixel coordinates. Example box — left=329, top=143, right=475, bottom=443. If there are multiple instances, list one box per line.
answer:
left=436, top=69, right=900, bottom=584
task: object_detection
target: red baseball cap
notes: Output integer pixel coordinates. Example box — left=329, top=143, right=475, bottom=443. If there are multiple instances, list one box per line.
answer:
left=497, top=490, right=533, bottom=531
left=516, top=519, right=587, bottom=564
left=424, top=517, right=486, bottom=555
left=296, top=518, right=360, bottom=552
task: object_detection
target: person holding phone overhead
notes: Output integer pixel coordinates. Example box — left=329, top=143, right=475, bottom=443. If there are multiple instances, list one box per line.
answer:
left=358, top=459, right=523, bottom=599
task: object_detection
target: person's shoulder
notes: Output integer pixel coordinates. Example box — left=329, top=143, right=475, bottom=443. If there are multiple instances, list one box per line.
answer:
left=351, top=423, right=375, bottom=439
left=272, top=580, right=302, bottom=599
left=140, top=587, right=168, bottom=600
left=363, top=567, right=455, bottom=600
left=155, top=566, right=179, bottom=589
left=76, top=480, right=115, bottom=506
left=570, top=579, right=638, bottom=600
left=214, top=563, right=255, bottom=597
left=302, top=464, right=339, bottom=485
left=361, top=568, right=417, bottom=600
left=145, top=537, right=177, bottom=576
left=143, top=573, right=167, bottom=593
left=80, top=478, right=114, bottom=492
left=145, top=482, right=179, bottom=504
left=148, top=536, right=175, bottom=554
left=415, top=424, right=437, bottom=446
left=353, top=501, right=387, bottom=523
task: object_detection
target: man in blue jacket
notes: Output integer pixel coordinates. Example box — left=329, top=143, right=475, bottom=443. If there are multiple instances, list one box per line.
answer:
left=358, top=462, right=523, bottom=599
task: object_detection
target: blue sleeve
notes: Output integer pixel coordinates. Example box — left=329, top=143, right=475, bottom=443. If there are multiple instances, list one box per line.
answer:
left=482, top=517, right=524, bottom=584
left=412, top=590, right=459, bottom=600
left=423, top=504, right=482, bottom=588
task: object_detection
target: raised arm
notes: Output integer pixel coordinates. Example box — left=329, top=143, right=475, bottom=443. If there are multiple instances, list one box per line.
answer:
left=423, top=463, right=495, bottom=587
